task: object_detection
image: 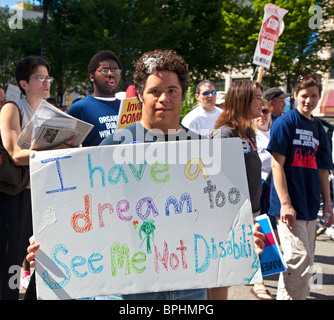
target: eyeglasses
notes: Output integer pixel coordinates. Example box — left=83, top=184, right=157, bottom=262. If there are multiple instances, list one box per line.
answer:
left=201, top=90, right=217, bottom=96
left=296, top=74, right=318, bottom=83
left=98, top=68, right=122, bottom=76
left=261, top=108, right=270, bottom=115
left=30, top=76, right=54, bottom=83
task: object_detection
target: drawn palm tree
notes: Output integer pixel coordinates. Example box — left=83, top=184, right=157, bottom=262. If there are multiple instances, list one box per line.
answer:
left=139, top=219, right=156, bottom=254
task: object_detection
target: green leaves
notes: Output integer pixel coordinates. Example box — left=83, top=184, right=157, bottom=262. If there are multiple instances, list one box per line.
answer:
left=1, top=0, right=333, bottom=103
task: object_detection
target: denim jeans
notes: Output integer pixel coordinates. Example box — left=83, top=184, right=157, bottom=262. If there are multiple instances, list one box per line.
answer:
left=123, top=288, right=207, bottom=300
left=79, top=288, right=207, bottom=300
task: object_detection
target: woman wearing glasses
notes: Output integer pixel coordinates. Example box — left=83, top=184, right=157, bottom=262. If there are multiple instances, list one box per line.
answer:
left=208, top=80, right=263, bottom=300
left=267, top=74, right=334, bottom=300
left=0, top=56, right=73, bottom=299
left=254, top=100, right=272, bottom=185
left=249, top=100, right=276, bottom=300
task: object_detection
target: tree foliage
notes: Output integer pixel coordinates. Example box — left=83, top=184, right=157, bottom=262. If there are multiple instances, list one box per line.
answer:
left=0, top=0, right=333, bottom=106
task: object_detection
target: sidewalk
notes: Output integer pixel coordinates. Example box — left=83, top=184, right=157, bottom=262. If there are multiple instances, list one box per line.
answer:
left=228, top=231, right=334, bottom=300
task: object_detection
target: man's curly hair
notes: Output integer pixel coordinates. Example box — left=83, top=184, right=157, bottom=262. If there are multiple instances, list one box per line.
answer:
left=134, top=49, right=189, bottom=107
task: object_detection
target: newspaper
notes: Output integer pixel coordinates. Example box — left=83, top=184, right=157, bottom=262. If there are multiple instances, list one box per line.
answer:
left=17, top=100, right=93, bottom=151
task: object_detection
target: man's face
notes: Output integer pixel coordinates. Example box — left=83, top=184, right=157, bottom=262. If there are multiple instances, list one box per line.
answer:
left=0, top=88, right=5, bottom=109
left=90, top=59, right=121, bottom=98
left=294, top=86, right=320, bottom=119
left=139, top=70, right=183, bottom=134
left=270, top=97, right=285, bottom=117
left=195, top=84, right=216, bottom=111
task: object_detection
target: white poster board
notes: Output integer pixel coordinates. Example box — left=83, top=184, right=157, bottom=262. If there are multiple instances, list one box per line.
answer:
left=5, top=83, right=21, bottom=101
left=30, top=138, right=262, bottom=300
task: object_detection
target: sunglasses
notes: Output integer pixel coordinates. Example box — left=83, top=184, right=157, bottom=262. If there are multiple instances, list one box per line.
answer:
left=201, top=90, right=217, bottom=96
left=261, top=108, right=270, bottom=115
left=296, top=74, right=318, bottom=83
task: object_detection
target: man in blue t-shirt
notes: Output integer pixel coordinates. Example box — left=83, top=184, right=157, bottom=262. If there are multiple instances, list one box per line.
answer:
left=267, top=74, right=334, bottom=300
left=68, top=50, right=122, bottom=146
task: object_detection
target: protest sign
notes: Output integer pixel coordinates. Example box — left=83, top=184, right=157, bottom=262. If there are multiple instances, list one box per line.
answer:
left=255, top=214, right=286, bottom=276
left=5, top=84, right=21, bottom=101
left=30, top=138, right=262, bottom=300
left=116, top=97, right=142, bottom=130
left=253, top=4, right=288, bottom=70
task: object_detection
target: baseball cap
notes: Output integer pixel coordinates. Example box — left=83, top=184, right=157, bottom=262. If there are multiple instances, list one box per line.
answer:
left=263, top=87, right=290, bottom=101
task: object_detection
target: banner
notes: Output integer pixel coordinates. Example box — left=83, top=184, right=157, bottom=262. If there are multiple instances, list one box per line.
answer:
left=30, top=138, right=262, bottom=299
left=116, top=97, right=142, bottom=130
left=253, top=4, right=288, bottom=69
left=255, top=214, right=286, bottom=276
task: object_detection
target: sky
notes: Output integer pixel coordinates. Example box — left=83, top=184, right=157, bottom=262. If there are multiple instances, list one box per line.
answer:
left=0, top=1, right=21, bottom=8
left=0, top=1, right=41, bottom=8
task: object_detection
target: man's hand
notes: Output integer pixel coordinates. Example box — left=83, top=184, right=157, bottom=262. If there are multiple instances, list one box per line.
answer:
left=280, top=203, right=296, bottom=228
left=26, top=236, right=40, bottom=268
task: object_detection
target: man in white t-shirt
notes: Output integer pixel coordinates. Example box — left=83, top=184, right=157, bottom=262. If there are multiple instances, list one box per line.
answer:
left=181, top=80, right=222, bottom=136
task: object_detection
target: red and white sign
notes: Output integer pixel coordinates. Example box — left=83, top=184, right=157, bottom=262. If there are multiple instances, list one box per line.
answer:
left=253, top=4, right=288, bottom=69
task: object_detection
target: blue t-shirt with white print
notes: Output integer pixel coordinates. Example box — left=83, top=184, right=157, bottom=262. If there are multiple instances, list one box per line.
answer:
left=68, top=94, right=120, bottom=146
left=267, top=108, right=332, bottom=221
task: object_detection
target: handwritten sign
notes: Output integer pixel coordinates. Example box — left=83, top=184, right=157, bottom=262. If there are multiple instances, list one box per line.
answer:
left=116, top=97, right=142, bottom=130
left=253, top=4, right=288, bottom=69
left=30, top=138, right=262, bottom=300
left=255, top=214, right=286, bottom=276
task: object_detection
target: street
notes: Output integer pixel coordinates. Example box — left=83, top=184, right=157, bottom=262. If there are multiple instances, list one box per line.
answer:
left=229, top=231, right=334, bottom=300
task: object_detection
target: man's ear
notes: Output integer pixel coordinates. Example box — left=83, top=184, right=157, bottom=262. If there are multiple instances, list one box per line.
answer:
left=195, top=93, right=200, bottom=100
left=138, top=92, right=143, bottom=103
left=89, top=73, right=94, bottom=84
left=293, top=92, right=297, bottom=100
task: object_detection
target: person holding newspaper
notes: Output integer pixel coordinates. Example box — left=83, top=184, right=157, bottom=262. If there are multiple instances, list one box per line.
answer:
left=0, top=56, right=74, bottom=299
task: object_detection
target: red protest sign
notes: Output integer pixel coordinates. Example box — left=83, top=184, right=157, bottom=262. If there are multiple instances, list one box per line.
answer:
left=259, top=15, right=280, bottom=56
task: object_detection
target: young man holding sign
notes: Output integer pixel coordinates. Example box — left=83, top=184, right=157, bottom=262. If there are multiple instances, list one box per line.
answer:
left=27, top=49, right=265, bottom=300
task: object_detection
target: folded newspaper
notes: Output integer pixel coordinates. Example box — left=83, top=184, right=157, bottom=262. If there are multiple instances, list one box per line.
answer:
left=17, top=100, right=93, bottom=150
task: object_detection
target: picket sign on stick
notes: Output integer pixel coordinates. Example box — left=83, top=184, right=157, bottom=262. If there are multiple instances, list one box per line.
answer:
left=257, top=66, right=265, bottom=84
left=253, top=3, right=289, bottom=83
left=30, top=138, right=262, bottom=300
left=116, top=97, right=142, bottom=130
